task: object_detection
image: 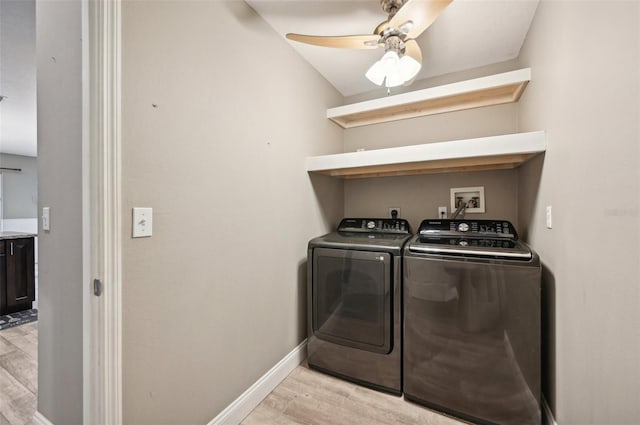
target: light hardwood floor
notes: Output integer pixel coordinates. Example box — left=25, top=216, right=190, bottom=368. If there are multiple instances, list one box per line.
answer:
left=241, top=364, right=469, bottom=425
left=0, top=322, right=37, bottom=425
left=0, top=324, right=469, bottom=425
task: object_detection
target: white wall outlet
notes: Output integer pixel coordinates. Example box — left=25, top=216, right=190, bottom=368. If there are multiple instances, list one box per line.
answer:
left=450, top=186, right=485, bottom=214
left=546, top=205, right=552, bottom=229
left=438, top=206, right=448, bottom=219
left=42, top=207, right=51, bottom=231
left=132, top=207, right=153, bottom=238
left=389, top=207, right=401, bottom=218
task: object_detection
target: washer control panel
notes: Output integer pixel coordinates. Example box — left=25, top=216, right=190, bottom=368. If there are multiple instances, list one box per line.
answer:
left=418, top=219, right=517, bottom=239
left=338, top=218, right=411, bottom=234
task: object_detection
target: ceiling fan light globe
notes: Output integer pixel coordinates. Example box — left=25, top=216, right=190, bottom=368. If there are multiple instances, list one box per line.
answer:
left=365, top=60, right=386, bottom=86
left=385, top=68, right=405, bottom=87
left=380, top=50, right=400, bottom=73
left=399, top=55, right=421, bottom=81
left=365, top=49, right=413, bottom=88
left=381, top=50, right=404, bottom=87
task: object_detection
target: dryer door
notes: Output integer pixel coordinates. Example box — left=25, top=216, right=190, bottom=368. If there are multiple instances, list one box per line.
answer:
left=312, top=247, right=392, bottom=354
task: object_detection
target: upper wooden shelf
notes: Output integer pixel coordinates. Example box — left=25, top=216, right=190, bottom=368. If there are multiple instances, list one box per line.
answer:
left=306, top=131, right=545, bottom=179
left=327, top=68, right=531, bottom=128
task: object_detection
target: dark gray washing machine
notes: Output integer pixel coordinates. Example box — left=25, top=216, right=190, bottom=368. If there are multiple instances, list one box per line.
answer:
left=403, top=219, right=541, bottom=425
left=307, top=218, right=411, bottom=395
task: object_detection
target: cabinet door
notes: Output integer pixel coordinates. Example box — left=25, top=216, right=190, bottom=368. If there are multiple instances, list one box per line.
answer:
left=0, top=242, right=5, bottom=313
left=5, top=238, right=35, bottom=313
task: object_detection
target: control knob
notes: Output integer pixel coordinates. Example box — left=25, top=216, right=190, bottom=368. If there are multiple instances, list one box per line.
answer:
left=458, top=222, right=470, bottom=232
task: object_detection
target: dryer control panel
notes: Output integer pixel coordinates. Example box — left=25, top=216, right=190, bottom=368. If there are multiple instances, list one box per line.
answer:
left=338, top=218, right=411, bottom=234
left=418, top=219, right=518, bottom=240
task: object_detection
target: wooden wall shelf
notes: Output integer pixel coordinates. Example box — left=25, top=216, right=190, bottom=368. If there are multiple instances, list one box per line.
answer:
left=327, top=68, right=531, bottom=129
left=306, top=131, right=545, bottom=179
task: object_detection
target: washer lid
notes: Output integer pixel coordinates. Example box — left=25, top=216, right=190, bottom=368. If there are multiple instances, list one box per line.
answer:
left=410, top=219, right=531, bottom=260
left=310, top=231, right=412, bottom=253
left=408, top=236, right=532, bottom=260
left=417, top=219, right=518, bottom=240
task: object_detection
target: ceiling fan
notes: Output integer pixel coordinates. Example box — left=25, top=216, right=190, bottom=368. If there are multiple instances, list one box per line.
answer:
left=286, top=0, right=453, bottom=88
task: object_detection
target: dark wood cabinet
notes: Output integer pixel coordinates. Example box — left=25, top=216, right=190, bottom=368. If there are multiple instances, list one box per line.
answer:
left=0, top=237, right=35, bottom=315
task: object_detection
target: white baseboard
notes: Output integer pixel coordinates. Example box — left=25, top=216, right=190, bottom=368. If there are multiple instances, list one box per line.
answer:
left=32, top=411, right=54, bottom=425
left=542, top=395, right=557, bottom=425
left=208, top=339, right=307, bottom=425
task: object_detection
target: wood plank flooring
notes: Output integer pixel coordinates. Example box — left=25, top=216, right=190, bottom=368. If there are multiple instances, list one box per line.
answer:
left=0, top=324, right=469, bottom=425
left=241, top=363, right=469, bottom=425
left=0, top=322, right=37, bottom=425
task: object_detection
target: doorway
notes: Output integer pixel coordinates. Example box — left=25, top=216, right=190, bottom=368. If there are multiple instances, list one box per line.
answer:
left=1, top=0, right=121, bottom=424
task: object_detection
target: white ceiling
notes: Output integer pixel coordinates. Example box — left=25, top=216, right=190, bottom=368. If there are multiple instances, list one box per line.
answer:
left=0, top=0, right=37, bottom=157
left=246, top=0, right=539, bottom=97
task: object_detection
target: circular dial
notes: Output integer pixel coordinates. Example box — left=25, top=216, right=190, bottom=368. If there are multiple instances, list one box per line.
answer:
left=458, top=222, right=470, bottom=232
left=367, top=221, right=376, bottom=229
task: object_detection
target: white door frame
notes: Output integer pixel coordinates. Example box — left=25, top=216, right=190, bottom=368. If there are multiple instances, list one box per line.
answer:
left=83, top=0, right=122, bottom=424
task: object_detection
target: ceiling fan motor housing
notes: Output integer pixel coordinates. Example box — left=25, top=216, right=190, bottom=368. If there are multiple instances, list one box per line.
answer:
left=381, top=0, right=408, bottom=18
left=384, top=36, right=405, bottom=56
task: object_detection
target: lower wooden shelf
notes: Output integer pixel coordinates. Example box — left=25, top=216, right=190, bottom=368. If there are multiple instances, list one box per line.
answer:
left=306, top=131, right=545, bottom=179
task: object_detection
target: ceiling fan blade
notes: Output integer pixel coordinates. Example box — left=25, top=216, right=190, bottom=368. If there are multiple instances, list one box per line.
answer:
left=286, top=33, right=381, bottom=50
left=389, top=0, right=453, bottom=39
left=404, top=39, right=422, bottom=64
left=374, top=20, right=391, bottom=36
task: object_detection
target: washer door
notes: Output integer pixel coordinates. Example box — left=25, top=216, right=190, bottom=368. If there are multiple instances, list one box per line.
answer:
left=312, top=247, right=392, bottom=354
left=403, top=255, right=541, bottom=424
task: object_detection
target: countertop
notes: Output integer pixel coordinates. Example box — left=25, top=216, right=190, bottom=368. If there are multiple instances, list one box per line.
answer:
left=0, top=232, right=37, bottom=240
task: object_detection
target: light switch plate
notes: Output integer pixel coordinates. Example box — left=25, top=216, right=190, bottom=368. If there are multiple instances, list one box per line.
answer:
left=546, top=205, right=552, bottom=229
left=42, top=207, right=51, bottom=231
left=132, top=207, right=153, bottom=238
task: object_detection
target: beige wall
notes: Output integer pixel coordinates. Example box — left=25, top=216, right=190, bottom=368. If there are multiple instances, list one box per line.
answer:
left=121, top=1, right=343, bottom=423
left=345, top=169, right=519, bottom=233
left=517, top=1, right=640, bottom=423
left=35, top=1, right=84, bottom=423
left=122, top=3, right=639, bottom=425
left=0, top=154, right=37, bottom=219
